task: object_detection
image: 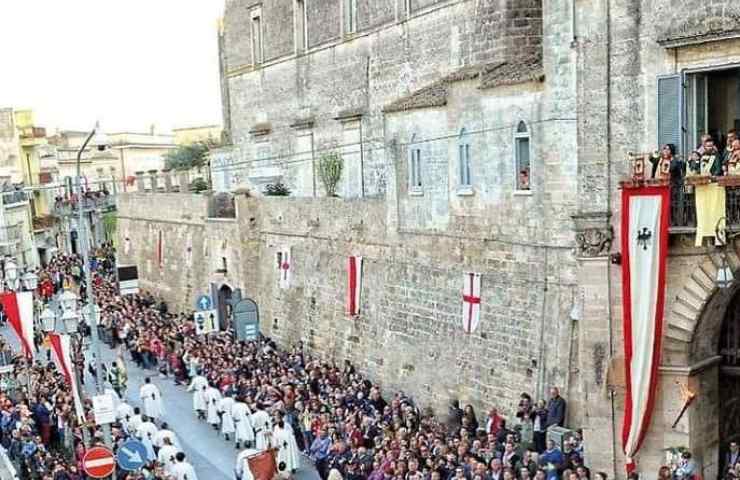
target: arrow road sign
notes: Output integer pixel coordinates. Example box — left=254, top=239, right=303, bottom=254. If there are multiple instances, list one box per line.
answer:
left=196, top=294, right=212, bottom=311
left=117, top=439, right=148, bottom=471
left=83, top=446, right=116, bottom=478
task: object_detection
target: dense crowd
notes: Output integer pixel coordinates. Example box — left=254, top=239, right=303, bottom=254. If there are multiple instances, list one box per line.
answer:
left=17, top=247, right=733, bottom=480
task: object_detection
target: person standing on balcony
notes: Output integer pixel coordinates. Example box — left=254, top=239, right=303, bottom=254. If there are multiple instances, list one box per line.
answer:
left=725, top=138, right=740, bottom=176
left=700, top=137, right=723, bottom=176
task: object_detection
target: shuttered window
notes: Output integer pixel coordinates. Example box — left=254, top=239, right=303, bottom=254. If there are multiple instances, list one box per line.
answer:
left=657, top=75, right=682, bottom=154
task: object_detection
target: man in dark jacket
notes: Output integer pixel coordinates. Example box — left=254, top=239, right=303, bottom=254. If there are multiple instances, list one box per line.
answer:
left=545, top=387, right=566, bottom=428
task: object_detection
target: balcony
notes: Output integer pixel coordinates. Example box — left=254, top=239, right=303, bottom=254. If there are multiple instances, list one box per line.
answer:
left=19, top=126, right=46, bottom=139
left=670, top=186, right=740, bottom=233
left=52, top=193, right=116, bottom=217
left=2, top=191, right=28, bottom=207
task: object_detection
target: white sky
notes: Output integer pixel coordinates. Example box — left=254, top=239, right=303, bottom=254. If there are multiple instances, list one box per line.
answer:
left=0, top=0, right=225, bottom=134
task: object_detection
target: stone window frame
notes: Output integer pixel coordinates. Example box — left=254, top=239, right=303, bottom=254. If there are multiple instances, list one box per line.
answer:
left=250, top=6, right=264, bottom=65
left=514, top=120, right=532, bottom=193
left=457, top=127, right=473, bottom=195
left=408, top=133, right=423, bottom=195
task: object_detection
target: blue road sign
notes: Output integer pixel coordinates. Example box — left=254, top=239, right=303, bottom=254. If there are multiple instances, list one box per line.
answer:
left=196, top=294, right=212, bottom=311
left=117, top=440, right=148, bottom=471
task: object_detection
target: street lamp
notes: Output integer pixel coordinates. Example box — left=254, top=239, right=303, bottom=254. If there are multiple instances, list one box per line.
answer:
left=61, top=310, right=79, bottom=335
left=5, top=259, right=17, bottom=285
left=40, top=308, right=57, bottom=333
left=22, top=271, right=38, bottom=291
left=82, top=303, right=100, bottom=327
left=60, top=290, right=78, bottom=312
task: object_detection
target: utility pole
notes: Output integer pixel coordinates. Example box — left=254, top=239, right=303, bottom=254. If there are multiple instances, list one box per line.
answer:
left=75, top=124, right=113, bottom=449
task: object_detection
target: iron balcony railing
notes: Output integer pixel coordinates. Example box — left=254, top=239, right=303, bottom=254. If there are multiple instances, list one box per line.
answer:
left=670, top=185, right=740, bottom=233
left=52, top=194, right=116, bottom=217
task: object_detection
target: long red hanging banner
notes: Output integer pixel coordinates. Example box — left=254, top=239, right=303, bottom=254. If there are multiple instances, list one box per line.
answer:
left=620, top=184, right=670, bottom=473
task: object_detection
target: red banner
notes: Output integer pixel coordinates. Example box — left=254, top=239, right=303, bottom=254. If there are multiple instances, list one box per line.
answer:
left=620, top=185, right=670, bottom=472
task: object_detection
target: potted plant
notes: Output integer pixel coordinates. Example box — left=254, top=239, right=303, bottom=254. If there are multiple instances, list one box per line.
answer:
left=318, top=152, right=343, bottom=197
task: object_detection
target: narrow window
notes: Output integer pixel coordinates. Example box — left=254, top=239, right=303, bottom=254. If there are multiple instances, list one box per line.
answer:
left=405, top=0, right=412, bottom=16
left=458, top=129, right=472, bottom=188
left=515, top=121, right=531, bottom=191
left=344, top=0, right=357, bottom=34
left=295, top=0, right=307, bottom=53
left=408, top=135, right=422, bottom=191
left=251, top=9, right=263, bottom=64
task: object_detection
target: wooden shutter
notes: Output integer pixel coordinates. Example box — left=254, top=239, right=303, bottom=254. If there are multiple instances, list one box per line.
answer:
left=657, top=75, right=682, bottom=154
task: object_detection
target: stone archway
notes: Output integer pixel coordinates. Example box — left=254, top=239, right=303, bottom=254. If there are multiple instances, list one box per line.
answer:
left=217, top=283, right=233, bottom=331
left=659, top=242, right=740, bottom=479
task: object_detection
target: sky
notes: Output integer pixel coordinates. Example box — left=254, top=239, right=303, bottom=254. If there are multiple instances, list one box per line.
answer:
left=0, top=0, right=225, bottom=134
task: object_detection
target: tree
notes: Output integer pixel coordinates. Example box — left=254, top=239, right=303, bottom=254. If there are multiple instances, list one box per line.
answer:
left=164, top=143, right=210, bottom=171
left=318, top=152, right=343, bottom=197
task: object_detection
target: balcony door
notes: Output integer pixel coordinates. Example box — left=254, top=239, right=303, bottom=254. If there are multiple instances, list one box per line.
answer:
left=658, top=65, right=740, bottom=157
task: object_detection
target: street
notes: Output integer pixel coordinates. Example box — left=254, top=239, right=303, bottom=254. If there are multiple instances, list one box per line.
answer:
left=0, top=323, right=319, bottom=480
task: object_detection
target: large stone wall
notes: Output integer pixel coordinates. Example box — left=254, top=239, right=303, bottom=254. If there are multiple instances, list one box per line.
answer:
left=117, top=192, right=575, bottom=422
left=219, top=0, right=546, bottom=199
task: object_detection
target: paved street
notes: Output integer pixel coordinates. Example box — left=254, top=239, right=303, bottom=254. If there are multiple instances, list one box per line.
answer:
left=0, top=323, right=319, bottom=480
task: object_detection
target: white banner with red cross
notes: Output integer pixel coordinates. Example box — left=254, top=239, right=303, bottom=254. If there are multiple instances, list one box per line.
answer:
left=620, top=185, right=669, bottom=473
left=277, top=247, right=291, bottom=289
left=462, top=272, right=481, bottom=334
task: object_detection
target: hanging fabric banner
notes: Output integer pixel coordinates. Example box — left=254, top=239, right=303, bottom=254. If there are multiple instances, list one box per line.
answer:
left=278, top=248, right=291, bottom=289
left=620, top=185, right=670, bottom=473
left=462, top=272, right=482, bottom=333
left=157, top=230, right=164, bottom=270
left=347, top=256, right=363, bottom=316
left=48, top=333, right=86, bottom=423
left=0, top=291, right=34, bottom=359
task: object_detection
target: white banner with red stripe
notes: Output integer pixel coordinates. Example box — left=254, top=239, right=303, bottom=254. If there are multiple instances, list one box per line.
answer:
left=620, top=185, right=669, bottom=473
left=0, top=291, right=34, bottom=359
left=48, top=333, right=86, bottom=423
left=347, top=256, right=363, bottom=316
left=462, top=272, right=482, bottom=333
left=157, top=230, right=164, bottom=270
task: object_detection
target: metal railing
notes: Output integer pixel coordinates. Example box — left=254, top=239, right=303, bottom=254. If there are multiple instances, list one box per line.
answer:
left=52, top=194, right=116, bottom=217
left=670, top=185, right=740, bottom=232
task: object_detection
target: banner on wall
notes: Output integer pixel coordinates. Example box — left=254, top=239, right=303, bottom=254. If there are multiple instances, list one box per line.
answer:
left=620, top=185, right=670, bottom=473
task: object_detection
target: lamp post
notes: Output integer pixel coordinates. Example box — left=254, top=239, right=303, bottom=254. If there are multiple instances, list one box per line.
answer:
left=5, top=258, right=17, bottom=291
left=74, top=122, right=112, bottom=449
left=715, top=216, right=737, bottom=289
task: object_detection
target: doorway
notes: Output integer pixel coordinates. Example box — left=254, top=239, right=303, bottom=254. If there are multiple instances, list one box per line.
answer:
left=719, top=293, right=740, bottom=471
left=686, top=67, right=740, bottom=153
left=217, top=284, right=233, bottom=331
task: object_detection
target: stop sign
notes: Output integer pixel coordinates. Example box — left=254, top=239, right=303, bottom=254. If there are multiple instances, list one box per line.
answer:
left=83, top=446, right=116, bottom=478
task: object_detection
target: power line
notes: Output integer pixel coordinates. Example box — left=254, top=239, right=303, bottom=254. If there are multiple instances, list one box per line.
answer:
left=210, top=117, right=576, bottom=175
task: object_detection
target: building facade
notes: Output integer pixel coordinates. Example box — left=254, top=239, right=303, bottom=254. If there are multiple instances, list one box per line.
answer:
left=114, top=0, right=740, bottom=478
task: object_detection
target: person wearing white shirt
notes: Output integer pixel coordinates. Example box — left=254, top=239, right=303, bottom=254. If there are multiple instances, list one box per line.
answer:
left=204, top=385, right=222, bottom=429
left=139, top=377, right=165, bottom=422
left=187, top=374, right=208, bottom=420
left=153, top=422, right=181, bottom=450
left=251, top=404, right=273, bottom=451
left=232, top=398, right=255, bottom=449
left=171, top=452, right=199, bottom=480
left=219, top=393, right=236, bottom=441
left=157, top=437, right=181, bottom=475
left=235, top=448, right=260, bottom=480
left=116, top=402, right=134, bottom=433
left=136, top=416, right=159, bottom=462
left=128, top=407, right=143, bottom=435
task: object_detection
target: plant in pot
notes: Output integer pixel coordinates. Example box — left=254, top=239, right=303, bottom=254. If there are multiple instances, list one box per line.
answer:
left=264, top=183, right=291, bottom=196
left=318, top=152, right=343, bottom=197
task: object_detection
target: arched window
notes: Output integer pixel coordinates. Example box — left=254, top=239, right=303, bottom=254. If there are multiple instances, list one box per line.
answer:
left=458, top=128, right=472, bottom=188
left=515, top=121, right=531, bottom=191
left=408, top=134, right=422, bottom=192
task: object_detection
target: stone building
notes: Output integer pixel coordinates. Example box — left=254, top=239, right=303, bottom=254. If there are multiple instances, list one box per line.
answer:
left=117, top=0, right=740, bottom=478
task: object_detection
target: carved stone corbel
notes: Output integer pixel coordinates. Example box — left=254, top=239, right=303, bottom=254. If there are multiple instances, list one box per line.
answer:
left=572, top=211, right=613, bottom=258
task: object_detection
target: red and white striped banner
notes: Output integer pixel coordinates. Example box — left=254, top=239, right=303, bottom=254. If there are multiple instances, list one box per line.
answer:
left=620, top=185, right=669, bottom=473
left=347, top=256, right=363, bottom=316
left=157, top=230, right=164, bottom=270
left=0, top=291, right=34, bottom=359
left=278, top=248, right=291, bottom=289
left=462, top=272, right=481, bottom=333
left=48, top=333, right=86, bottom=423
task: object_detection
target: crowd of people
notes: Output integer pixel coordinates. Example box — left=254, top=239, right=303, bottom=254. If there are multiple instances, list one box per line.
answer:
left=1, top=247, right=728, bottom=480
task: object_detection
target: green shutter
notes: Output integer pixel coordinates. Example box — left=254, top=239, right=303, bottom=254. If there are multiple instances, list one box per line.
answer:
left=657, top=75, right=682, bottom=154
